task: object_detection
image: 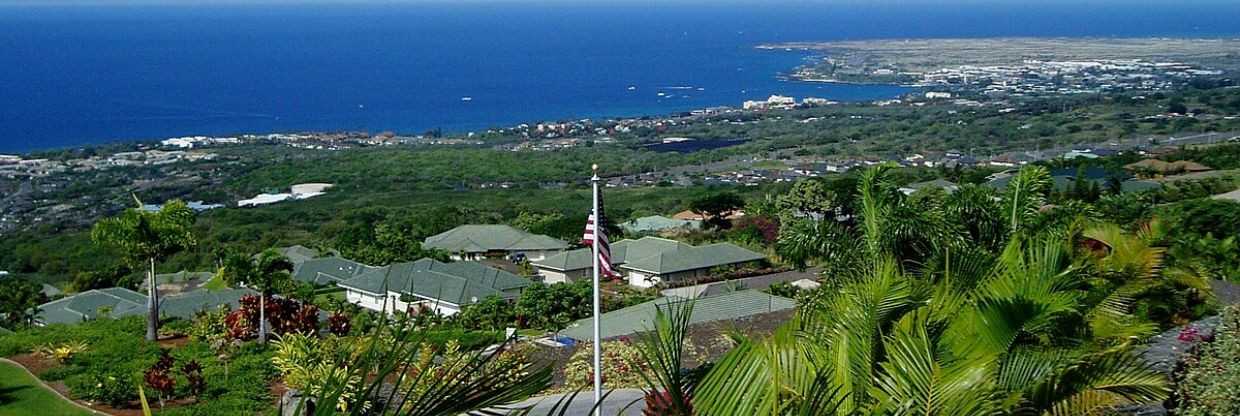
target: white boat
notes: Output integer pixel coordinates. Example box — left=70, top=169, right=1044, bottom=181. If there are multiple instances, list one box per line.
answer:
left=627, top=85, right=637, bottom=91
left=461, top=96, right=473, bottom=102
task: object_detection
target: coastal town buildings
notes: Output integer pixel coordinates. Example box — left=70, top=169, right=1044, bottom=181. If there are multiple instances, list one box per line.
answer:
left=238, top=183, right=335, bottom=207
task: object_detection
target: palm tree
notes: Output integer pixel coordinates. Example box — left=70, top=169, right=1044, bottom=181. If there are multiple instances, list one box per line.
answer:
left=218, top=249, right=295, bottom=343
left=695, top=237, right=1170, bottom=415
left=92, top=197, right=196, bottom=341
left=691, top=166, right=1170, bottom=415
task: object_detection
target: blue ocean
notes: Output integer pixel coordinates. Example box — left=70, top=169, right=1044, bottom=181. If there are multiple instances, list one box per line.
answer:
left=1, top=1, right=1239, bottom=152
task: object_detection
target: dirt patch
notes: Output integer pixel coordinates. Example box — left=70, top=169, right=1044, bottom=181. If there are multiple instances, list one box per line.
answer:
left=156, top=335, right=192, bottom=349
left=9, top=353, right=58, bottom=376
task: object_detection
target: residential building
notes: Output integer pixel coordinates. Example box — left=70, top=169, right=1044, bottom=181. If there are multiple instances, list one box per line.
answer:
left=277, top=245, right=327, bottom=265
left=293, top=256, right=376, bottom=286
left=559, top=290, right=796, bottom=342
left=532, top=236, right=767, bottom=288
left=422, top=224, right=568, bottom=261
left=141, top=201, right=224, bottom=213
left=1124, top=159, right=1213, bottom=176
left=660, top=268, right=819, bottom=299
left=337, top=258, right=532, bottom=316
left=898, top=179, right=960, bottom=195
left=671, top=209, right=745, bottom=222
left=36, top=287, right=255, bottom=326
left=238, top=183, right=334, bottom=207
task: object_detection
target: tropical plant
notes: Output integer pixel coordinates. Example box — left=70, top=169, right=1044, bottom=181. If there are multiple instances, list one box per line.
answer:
left=562, top=340, right=651, bottom=390
left=218, top=249, right=295, bottom=343
left=629, top=301, right=695, bottom=416
left=144, top=350, right=177, bottom=408
left=690, top=166, right=1171, bottom=416
left=0, top=278, right=47, bottom=328
left=92, top=197, right=197, bottom=341
left=1178, top=305, right=1240, bottom=416
left=298, top=299, right=552, bottom=416
left=36, top=340, right=88, bottom=363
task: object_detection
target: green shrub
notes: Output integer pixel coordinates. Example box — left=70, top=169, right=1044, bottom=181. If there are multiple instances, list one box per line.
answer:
left=66, top=370, right=136, bottom=408
left=0, top=316, right=146, bottom=356
left=561, top=340, right=651, bottom=390
left=420, top=328, right=503, bottom=350
left=1178, top=306, right=1240, bottom=416
left=0, top=317, right=277, bottom=414
left=187, top=306, right=230, bottom=344
left=160, top=317, right=193, bottom=338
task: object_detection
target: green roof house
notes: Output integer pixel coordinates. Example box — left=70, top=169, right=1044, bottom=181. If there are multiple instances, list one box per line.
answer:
left=899, top=179, right=959, bottom=195
left=532, top=236, right=767, bottom=288
left=293, top=256, right=377, bottom=286
left=423, top=225, right=568, bottom=261
left=621, top=215, right=701, bottom=234
left=35, top=287, right=255, bottom=326
left=559, top=290, right=796, bottom=342
left=337, top=258, right=532, bottom=316
left=276, top=245, right=327, bottom=265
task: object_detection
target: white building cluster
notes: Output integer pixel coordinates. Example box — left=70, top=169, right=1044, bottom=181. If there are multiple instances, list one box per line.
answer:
left=238, top=183, right=335, bottom=207
left=161, top=136, right=241, bottom=149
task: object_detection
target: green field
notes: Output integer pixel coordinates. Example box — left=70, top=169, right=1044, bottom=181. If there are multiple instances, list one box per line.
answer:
left=0, top=361, right=93, bottom=416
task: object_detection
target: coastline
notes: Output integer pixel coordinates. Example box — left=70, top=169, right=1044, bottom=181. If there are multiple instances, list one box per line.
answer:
left=4, top=83, right=913, bottom=156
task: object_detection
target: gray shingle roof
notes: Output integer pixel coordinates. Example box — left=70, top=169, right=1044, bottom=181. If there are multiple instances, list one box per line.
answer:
left=423, top=225, right=568, bottom=254
left=902, top=179, right=959, bottom=192
left=534, top=237, right=766, bottom=275
left=277, top=245, right=324, bottom=265
left=36, top=287, right=256, bottom=325
left=337, top=259, right=532, bottom=306
left=293, top=257, right=376, bottom=285
left=560, top=290, right=796, bottom=341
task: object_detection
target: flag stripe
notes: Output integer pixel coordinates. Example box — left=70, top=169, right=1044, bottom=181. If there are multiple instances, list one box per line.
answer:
left=583, top=198, right=616, bottom=278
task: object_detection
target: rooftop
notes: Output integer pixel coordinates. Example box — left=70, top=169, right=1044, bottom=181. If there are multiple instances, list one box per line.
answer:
left=560, top=290, right=796, bottom=341
left=337, top=258, right=532, bottom=306
left=423, top=225, right=568, bottom=254
left=37, top=287, right=255, bottom=325
left=293, top=256, right=376, bottom=286
left=534, top=236, right=766, bottom=275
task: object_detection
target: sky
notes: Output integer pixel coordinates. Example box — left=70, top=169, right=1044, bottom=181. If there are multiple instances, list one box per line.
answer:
left=3, top=0, right=1237, bottom=6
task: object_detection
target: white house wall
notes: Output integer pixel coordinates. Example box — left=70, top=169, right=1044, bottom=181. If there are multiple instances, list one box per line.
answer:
left=345, top=289, right=463, bottom=316
left=536, top=267, right=591, bottom=284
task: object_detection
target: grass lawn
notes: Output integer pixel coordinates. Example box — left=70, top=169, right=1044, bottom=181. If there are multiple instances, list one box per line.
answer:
left=0, top=361, right=93, bottom=416
left=752, top=160, right=789, bottom=170
left=312, top=288, right=347, bottom=309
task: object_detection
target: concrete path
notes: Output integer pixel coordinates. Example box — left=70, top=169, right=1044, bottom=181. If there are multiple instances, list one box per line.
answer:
left=496, top=389, right=647, bottom=416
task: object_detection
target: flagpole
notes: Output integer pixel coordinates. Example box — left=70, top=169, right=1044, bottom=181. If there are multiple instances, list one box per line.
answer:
left=591, top=164, right=602, bottom=415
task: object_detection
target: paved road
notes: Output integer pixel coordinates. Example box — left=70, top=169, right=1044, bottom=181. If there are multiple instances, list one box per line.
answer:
left=496, top=389, right=647, bottom=416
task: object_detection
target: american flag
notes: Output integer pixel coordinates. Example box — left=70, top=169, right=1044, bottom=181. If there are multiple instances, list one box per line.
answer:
left=582, top=200, right=617, bottom=279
